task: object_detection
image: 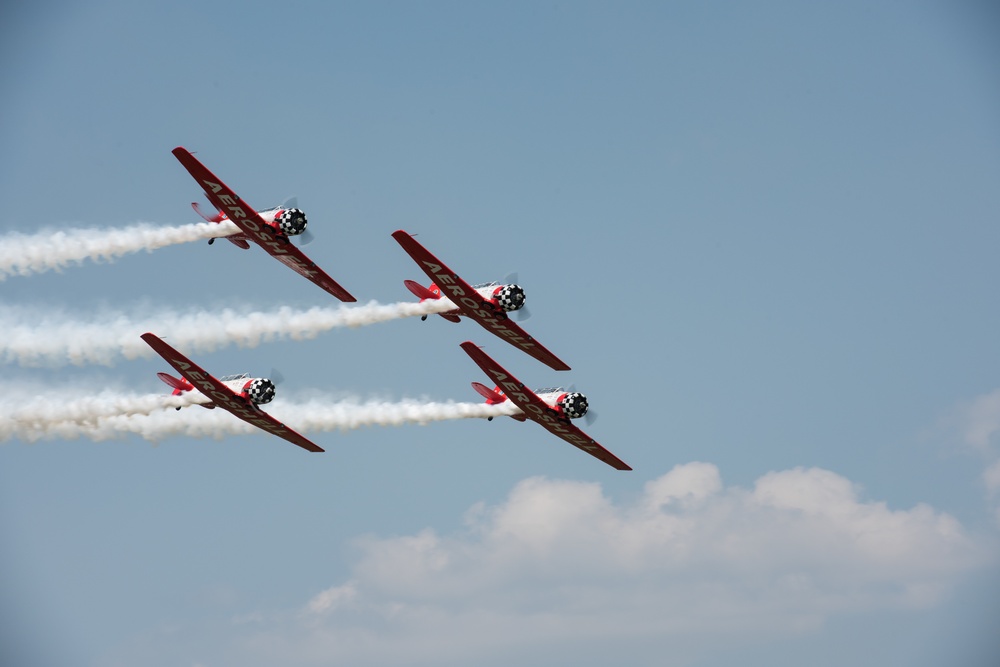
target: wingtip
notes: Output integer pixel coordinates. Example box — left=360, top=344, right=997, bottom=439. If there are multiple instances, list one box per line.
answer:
left=334, top=289, right=358, bottom=302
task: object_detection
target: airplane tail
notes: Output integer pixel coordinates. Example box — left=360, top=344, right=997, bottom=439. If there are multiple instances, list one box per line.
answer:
left=404, top=280, right=438, bottom=301
left=472, top=382, right=527, bottom=421
left=193, top=199, right=250, bottom=248
left=157, top=372, right=190, bottom=395
left=405, top=280, right=461, bottom=322
left=192, top=200, right=225, bottom=223
left=471, top=382, right=505, bottom=404
left=156, top=372, right=215, bottom=409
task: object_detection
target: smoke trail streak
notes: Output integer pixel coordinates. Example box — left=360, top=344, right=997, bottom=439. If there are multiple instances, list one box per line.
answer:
left=0, top=298, right=457, bottom=367
left=0, top=220, right=239, bottom=279
left=2, top=391, right=522, bottom=444
left=3, top=389, right=209, bottom=429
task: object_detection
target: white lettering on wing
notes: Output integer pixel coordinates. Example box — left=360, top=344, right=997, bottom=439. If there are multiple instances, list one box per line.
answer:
left=425, top=267, right=541, bottom=354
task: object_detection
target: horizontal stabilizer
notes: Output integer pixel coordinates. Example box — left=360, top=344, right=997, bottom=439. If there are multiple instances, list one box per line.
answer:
left=404, top=280, right=438, bottom=301
left=192, top=200, right=224, bottom=223
left=157, top=372, right=188, bottom=391
left=471, top=381, right=505, bottom=404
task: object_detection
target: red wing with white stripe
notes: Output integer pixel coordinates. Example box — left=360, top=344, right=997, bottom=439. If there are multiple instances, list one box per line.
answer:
left=172, top=147, right=356, bottom=302
left=392, top=229, right=570, bottom=371
left=141, top=333, right=324, bottom=453
left=460, top=341, right=631, bottom=471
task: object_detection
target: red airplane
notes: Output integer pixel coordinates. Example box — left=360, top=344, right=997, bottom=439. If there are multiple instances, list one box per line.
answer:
left=172, top=146, right=356, bottom=303
left=392, top=229, right=571, bottom=372
left=141, top=332, right=324, bottom=453
left=461, top=341, right=631, bottom=471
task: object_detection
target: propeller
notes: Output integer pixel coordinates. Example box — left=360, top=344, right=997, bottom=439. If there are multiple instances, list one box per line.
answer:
left=499, top=272, right=531, bottom=320
left=268, top=367, right=286, bottom=387
left=297, top=228, right=315, bottom=246
left=280, top=197, right=315, bottom=246
left=566, top=383, right=597, bottom=425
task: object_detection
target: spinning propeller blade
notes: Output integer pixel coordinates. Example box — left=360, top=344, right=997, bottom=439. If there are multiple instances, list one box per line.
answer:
left=297, top=228, right=315, bottom=246
left=280, top=197, right=314, bottom=245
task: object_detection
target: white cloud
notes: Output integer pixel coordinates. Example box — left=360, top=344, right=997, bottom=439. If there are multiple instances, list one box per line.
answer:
left=99, top=463, right=993, bottom=667
left=951, top=388, right=1000, bottom=452
left=642, top=459, right=722, bottom=510
left=257, top=463, right=987, bottom=666
left=984, top=461, right=1000, bottom=497
left=305, top=583, right=358, bottom=615
left=946, top=388, right=1000, bottom=519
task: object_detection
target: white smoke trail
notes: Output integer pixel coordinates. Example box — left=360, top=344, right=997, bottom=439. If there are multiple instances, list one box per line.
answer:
left=0, top=386, right=209, bottom=441
left=280, top=397, right=522, bottom=433
left=3, top=389, right=210, bottom=430
left=2, top=390, right=522, bottom=444
left=0, top=220, right=239, bottom=279
left=0, top=298, right=457, bottom=367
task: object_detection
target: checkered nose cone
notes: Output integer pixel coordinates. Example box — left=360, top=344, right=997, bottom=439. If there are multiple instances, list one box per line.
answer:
left=495, top=284, right=526, bottom=312
left=559, top=392, right=589, bottom=419
left=246, top=379, right=276, bottom=405
left=277, top=208, right=308, bottom=236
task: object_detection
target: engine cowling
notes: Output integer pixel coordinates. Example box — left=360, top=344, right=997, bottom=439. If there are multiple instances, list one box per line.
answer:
left=245, top=378, right=276, bottom=405
left=557, top=392, right=588, bottom=420
left=277, top=208, right=308, bottom=236
left=493, top=284, right=526, bottom=312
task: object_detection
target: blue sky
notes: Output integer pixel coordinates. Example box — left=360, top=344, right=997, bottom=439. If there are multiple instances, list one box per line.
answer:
left=2, top=1, right=999, bottom=665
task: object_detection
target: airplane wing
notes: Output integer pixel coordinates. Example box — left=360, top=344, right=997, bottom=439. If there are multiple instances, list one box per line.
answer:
left=460, top=341, right=631, bottom=471
left=172, top=147, right=356, bottom=302
left=140, top=333, right=324, bottom=453
left=392, top=230, right=571, bottom=371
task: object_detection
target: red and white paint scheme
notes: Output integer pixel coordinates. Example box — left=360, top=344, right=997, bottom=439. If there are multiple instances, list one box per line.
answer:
left=461, top=341, right=631, bottom=471
left=191, top=198, right=306, bottom=252
left=156, top=371, right=277, bottom=410
left=172, top=146, right=356, bottom=303
left=392, top=229, right=571, bottom=372
left=403, top=279, right=526, bottom=325
left=142, top=333, right=323, bottom=453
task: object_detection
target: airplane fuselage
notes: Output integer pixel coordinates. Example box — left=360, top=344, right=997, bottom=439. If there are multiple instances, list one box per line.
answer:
left=420, top=282, right=520, bottom=321
left=216, top=207, right=289, bottom=240
left=160, top=373, right=272, bottom=408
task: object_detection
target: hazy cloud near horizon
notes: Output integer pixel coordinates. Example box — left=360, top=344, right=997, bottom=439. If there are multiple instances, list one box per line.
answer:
left=100, top=462, right=994, bottom=666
